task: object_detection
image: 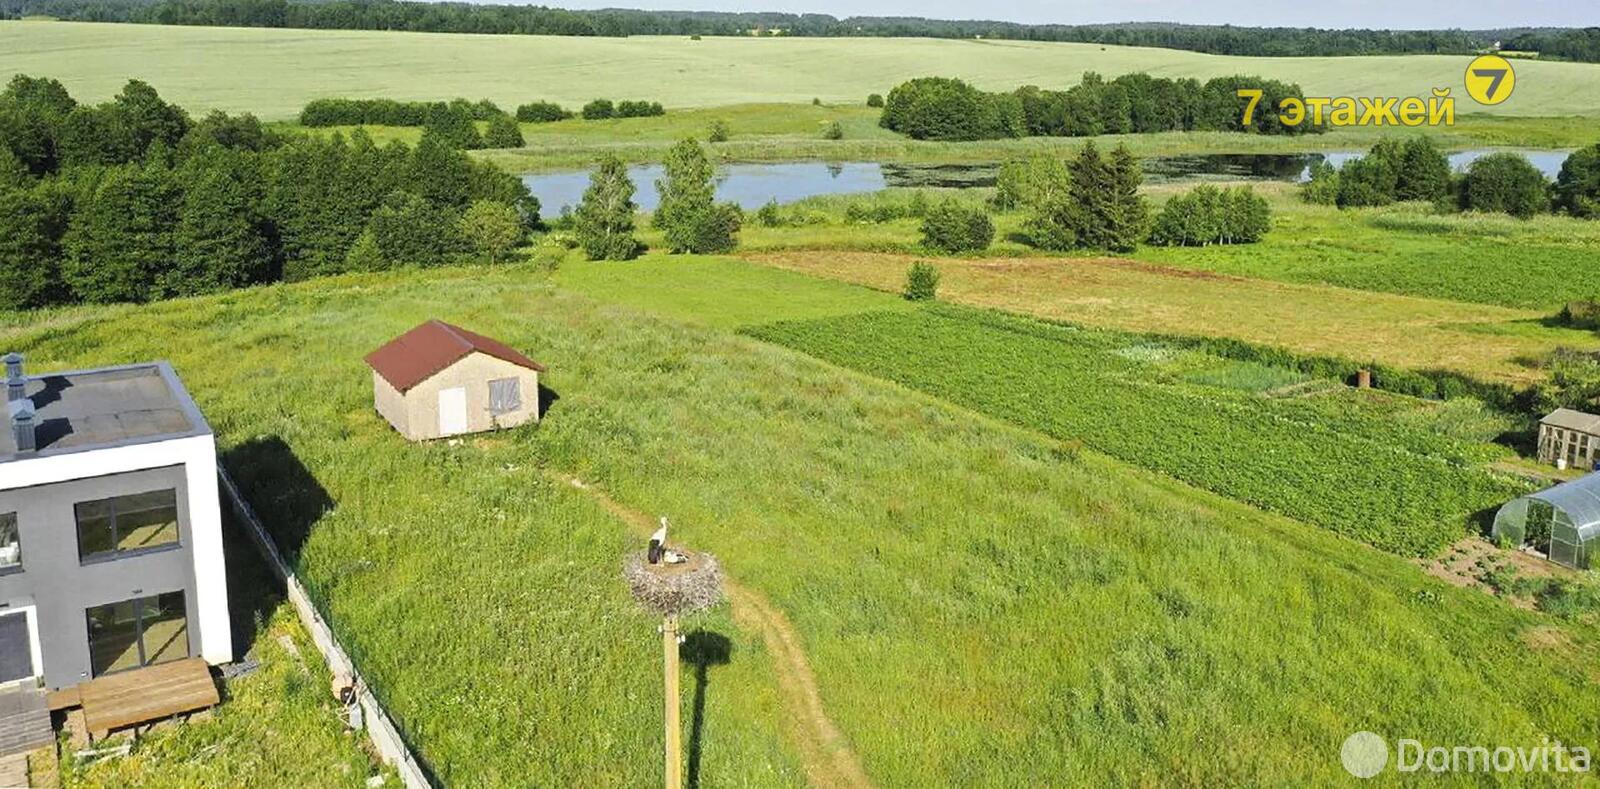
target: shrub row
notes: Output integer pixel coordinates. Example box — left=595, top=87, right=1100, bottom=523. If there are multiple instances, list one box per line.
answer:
left=581, top=99, right=666, bottom=120
left=299, top=97, right=502, bottom=126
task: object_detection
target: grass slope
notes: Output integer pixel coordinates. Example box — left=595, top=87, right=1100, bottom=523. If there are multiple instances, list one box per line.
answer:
left=4, top=21, right=1600, bottom=119
left=6, top=261, right=1596, bottom=784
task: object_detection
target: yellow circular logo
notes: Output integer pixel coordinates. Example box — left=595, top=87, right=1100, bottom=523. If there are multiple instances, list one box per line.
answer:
left=1464, top=55, right=1516, bottom=105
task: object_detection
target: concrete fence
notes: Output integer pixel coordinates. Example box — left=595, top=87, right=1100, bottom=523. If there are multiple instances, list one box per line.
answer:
left=217, top=467, right=432, bottom=789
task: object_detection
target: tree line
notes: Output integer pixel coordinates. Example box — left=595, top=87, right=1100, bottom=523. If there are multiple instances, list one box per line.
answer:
left=7, top=0, right=1596, bottom=62
left=880, top=73, right=1314, bottom=142
left=0, top=75, right=536, bottom=311
left=1304, top=136, right=1600, bottom=220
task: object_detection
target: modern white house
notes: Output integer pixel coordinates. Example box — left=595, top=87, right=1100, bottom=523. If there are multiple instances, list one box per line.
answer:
left=0, top=352, right=231, bottom=700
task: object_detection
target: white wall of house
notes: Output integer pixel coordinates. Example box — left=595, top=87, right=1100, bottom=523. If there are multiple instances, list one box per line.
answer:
left=1, top=433, right=233, bottom=667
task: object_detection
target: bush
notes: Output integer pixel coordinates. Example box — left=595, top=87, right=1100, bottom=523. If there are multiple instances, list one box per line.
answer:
left=483, top=114, right=524, bottom=148
left=754, top=199, right=783, bottom=227
left=920, top=199, right=993, bottom=254
left=1336, top=153, right=1397, bottom=207
left=616, top=100, right=665, bottom=118
left=581, top=99, right=615, bottom=120
left=1554, top=142, right=1600, bottom=219
left=1148, top=185, right=1270, bottom=246
left=1301, top=160, right=1339, bottom=205
left=298, top=97, right=501, bottom=127
left=460, top=199, right=525, bottom=262
left=903, top=261, right=939, bottom=301
left=422, top=102, right=483, bottom=150
left=866, top=93, right=884, bottom=108
left=1459, top=152, right=1550, bottom=218
left=1559, top=298, right=1600, bottom=330
left=821, top=121, right=843, bottom=140
left=515, top=101, right=571, bottom=123
left=707, top=119, right=729, bottom=143
left=812, top=97, right=822, bottom=106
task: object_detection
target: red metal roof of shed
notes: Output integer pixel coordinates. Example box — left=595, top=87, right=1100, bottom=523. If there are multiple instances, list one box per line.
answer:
left=364, top=320, right=546, bottom=393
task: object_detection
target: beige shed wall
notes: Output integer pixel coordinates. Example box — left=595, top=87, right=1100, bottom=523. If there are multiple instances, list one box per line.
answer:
left=372, top=370, right=410, bottom=437
left=392, top=352, right=540, bottom=441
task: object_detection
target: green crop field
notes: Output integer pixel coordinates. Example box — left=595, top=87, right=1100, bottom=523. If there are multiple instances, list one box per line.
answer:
left=6, top=258, right=1596, bottom=785
left=746, top=304, right=1528, bottom=555
left=5, top=20, right=1600, bottom=120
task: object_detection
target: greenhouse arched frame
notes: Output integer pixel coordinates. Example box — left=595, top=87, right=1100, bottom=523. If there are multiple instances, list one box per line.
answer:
left=1492, top=474, right=1600, bottom=570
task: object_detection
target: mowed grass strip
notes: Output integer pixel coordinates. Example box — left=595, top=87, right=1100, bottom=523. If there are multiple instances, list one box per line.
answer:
left=749, top=249, right=1600, bottom=385
left=8, top=264, right=1597, bottom=784
left=5, top=21, right=1600, bottom=118
left=746, top=305, right=1529, bottom=555
left=1135, top=198, right=1600, bottom=310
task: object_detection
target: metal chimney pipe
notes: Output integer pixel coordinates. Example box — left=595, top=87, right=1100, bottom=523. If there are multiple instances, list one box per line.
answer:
left=8, top=400, right=35, bottom=453
left=2, top=353, right=21, bottom=403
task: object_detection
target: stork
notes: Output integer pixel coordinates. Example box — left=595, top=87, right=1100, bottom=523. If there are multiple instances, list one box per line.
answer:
left=648, top=517, right=686, bottom=564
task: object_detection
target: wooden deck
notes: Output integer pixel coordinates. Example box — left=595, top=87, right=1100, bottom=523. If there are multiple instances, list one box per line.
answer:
left=78, top=658, right=219, bottom=740
left=0, top=686, right=52, bottom=758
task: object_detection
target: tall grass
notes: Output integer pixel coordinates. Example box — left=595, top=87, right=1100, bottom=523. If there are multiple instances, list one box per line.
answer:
left=8, top=262, right=1597, bottom=784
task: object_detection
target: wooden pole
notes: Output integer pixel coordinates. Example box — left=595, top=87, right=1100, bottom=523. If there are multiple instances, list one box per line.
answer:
left=663, top=614, right=681, bottom=789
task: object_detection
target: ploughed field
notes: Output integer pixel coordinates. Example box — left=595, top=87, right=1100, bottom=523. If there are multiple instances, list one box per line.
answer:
left=5, top=259, right=1597, bottom=784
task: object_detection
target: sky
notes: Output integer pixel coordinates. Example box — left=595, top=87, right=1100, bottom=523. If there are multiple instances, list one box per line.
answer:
left=524, top=0, right=1597, bottom=30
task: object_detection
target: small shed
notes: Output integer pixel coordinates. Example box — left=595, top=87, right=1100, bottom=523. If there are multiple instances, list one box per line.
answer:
left=1537, top=408, right=1600, bottom=469
left=364, top=320, right=545, bottom=441
left=1492, top=473, right=1600, bottom=569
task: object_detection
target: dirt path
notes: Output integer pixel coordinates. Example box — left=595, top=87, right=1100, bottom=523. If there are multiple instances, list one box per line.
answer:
left=548, top=470, right=875, bottom=789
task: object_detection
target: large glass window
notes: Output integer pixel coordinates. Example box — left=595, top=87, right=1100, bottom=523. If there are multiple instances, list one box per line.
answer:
left=0, top=513, right=18, bottom=571
left=75, top=489, right=179, bottom=562
left=86, top=592, right=188, bottom=676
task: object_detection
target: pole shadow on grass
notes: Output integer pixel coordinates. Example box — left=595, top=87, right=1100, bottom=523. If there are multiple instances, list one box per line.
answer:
left=220, top=435, right=333, bottom=566
left=680, top=630, right=733, bottom=789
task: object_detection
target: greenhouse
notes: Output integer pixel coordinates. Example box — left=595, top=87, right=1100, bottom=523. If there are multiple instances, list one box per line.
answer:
left=1492, top=474, right=1600, bottom=570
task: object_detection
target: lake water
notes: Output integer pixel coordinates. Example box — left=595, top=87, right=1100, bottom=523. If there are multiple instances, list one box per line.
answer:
left=524, top=150, right=1570, bottom=214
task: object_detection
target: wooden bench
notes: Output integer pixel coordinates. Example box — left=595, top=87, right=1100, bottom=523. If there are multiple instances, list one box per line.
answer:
left=78, top=658, right=219, bottom=740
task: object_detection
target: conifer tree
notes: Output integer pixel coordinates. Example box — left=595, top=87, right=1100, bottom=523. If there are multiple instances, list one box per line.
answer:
left=573, top=155, right=641, bottom=261
left=1105, top=144, right=1148, bottom=252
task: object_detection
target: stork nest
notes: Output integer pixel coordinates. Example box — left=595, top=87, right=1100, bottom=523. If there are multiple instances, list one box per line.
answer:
left=622, top=549, right=724, bottom=617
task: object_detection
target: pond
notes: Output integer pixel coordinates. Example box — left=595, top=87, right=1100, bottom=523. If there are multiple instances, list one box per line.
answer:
left=523, top=149, right=1571, bottom=214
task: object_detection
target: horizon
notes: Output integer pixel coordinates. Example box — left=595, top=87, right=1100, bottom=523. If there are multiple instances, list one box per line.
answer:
left=465, top=1, right=1596, bottom=31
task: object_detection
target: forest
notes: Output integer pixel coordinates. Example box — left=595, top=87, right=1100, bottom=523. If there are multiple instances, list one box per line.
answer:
left=4, top=0, right=1598, bottom=63
left=0, top=75, right=536, bottom=310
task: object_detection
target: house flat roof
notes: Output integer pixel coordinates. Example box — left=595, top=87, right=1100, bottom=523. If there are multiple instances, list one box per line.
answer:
left=364, top=319, right=546, bottom=393
left=0, top=362, right=210, bottom=464
left=1541, top=408, right=1600, bottom=434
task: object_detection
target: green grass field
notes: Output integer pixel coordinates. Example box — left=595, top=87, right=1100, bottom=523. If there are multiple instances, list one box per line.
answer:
left=6, top=259, right=1596, bottom=784
left=5, top=20, right=1600, bottom=120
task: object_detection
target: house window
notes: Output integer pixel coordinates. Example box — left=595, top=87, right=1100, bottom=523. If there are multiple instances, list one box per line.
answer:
left=0, top=513, right=17, bottom=571
left=489, top=377, right=522, bottom=416
left=85, top=592, right=188, bottom=676
left=75, top=489, right=180, bottom=562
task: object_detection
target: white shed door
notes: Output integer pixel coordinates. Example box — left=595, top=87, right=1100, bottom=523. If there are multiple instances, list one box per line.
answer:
left=438, top=387, right=468, bottom=436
